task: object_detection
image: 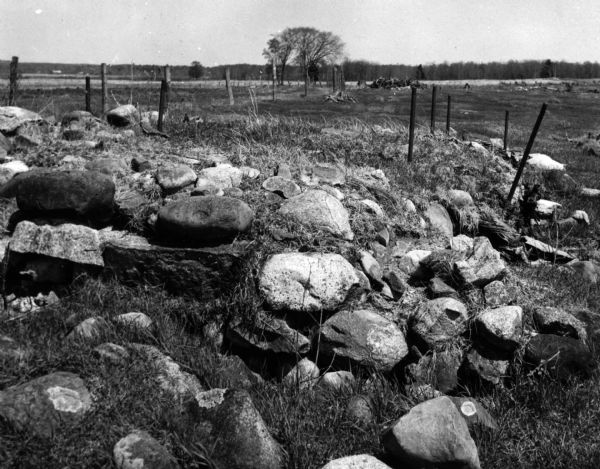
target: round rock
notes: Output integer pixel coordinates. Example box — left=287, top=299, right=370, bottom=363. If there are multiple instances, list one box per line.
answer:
left=157, top=196, right=253, bottom=246
left=114, top=430, right=177, bottom=469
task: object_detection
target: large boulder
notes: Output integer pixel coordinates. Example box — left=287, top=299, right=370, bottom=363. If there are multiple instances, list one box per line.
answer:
left=15, top=170, right=115, bottom=225
left=319, top=309, right=408, bottom=372
left=156, top=164, right=197, bottom=192
left=114, top=430, right=178, bottom=469
left=410, top=298, right=469, bottom=351
left=0, top=106, right=43, bottom=133
left=455, top=236, right=506, bottom=287
left=102, top=233, right=250, bottom=300
left=259, top=252, right=361, bottom=313
left=474, top=306, right=523, bottom=353
left=194, top=388, right=285, bottom=469
left=106, top=104, right=139, bottom=127
left=279, top=189, right=354, bottom=241
left=381, top=396, right=481, bottom=469
left=156, top=196, right=253, bottom=246
left=0, top=372, right=92, bottom=438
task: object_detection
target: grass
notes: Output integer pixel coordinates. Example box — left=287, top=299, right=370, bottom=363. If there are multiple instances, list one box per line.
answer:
left=1, top=82, right=600, bottom=468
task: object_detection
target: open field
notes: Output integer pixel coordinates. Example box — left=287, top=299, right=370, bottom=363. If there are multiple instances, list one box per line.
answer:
left=1, top=80, right=600, bottom=468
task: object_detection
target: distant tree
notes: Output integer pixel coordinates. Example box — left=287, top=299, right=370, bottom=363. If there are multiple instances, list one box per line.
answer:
left=540, top=59, right=554, bottom=78
left=263, top=34, right=294, bottom=84
left=188, top=61, right=204, bottom=79
left=416, top=64, right=426, bottom=80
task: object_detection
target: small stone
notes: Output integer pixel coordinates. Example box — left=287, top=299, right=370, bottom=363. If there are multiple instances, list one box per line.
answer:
left=428, top=277, right=458, bottom=299
left=197, top=164, right=242, bottom=190
left=450, top=234, right=474, bottom=253
left=240, top=166, right=260, bottom=179
left=262, top=176, right=301, bottom=198
left=345, top=395, right=375, bottom=425
left=275, top=163, right=292, bottom=179
left=319, top=371, right=355, bottom=392
left=360, top=199, right=385, bottom=218
left=533, top=306, right=587, bottom=341
left=283, top=358, right=320, bottom=390
left=359, top=251, right=384, bottom=288
left=483, top=280, right=514, bottom=307
left=462, top=348, right=509, bottom=386
left=156, top=164, right=197, bottom=193
left=474, top=306, right=523, bottom=353
left=455, top=236, right=507, bottom=287
left=66, top=316, right=108, bottom=342
left=93, top=342, right=130, bottom=365
left=410, top=298, right=469, bottom=351
left=383, top=270, right=408, bottom=299
left=424, top=203, right=454, bottom=240
left=376, top=226, right=390, bottom=246
left=114, top=430, right=177, bottom=469
left=447, top=189, right=474, bottom=207
left=114, top=312, right=154, bottom=334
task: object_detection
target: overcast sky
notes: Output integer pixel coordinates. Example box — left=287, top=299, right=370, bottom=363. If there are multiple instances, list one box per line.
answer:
left=2, top=0, right=600, bottom=66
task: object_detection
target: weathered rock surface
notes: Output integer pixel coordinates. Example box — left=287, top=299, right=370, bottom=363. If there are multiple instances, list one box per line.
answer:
left=483, top=280, right=514, bottom=307
left=523, top=236, right=575, bottom=263
left=262, top=176, right=301, bottom=199
left=114, top=430, right=178, bottom=469
left=93, top=342, right=130, bottom=365
left=321, top=455, right=392, bottom=469
left=114, top=312, right=154, bottom=334
left=0, top=106, right=43, bottom=133
left=196, top=164, right=242, bottom=191
left=424, top=203, right=454, bottom=239
left=319, top=371, right=355, bottom=392
left=259, top=252, right=361, bottom=313
left=345, top=395, right=375, bottom=425
left=474, top=306, right=523, bottom=352
left=0, top=372, right=92, bottom=437
left=319, top=309, right=408, bottom=372
left=66, top=316, right=108, bottom=342
left=524, top=334, right=595, bottom=378
left=533, top=306, right=587, bottom=341
left=395, top=249, right=431, bottom=279
left=455, top=236, right=506, bottom=287
left=461, top=348, right=508, bottom=386
left=447, top=189, right=474, bottom=207
left=194, top=388, right=285, bottom=469
left=283, top=358, right=320, bottom=390
left=15, top=170, right=115, bottom=225
left=106, top=104, right=139, bottom=127
left=226, top=313, right=310, bottom=355
left=279, top=189, right=354, bottom=240
left=381, top=396, right=481, bottom=469
left=10, top=221, right=104, bottom=266
left=406, top=347, right=462, bottom=393
left=410, top=298, right=469, bottom=350
left=359, top=251, right=384, bottom=287
left=156, top=196, right=253, bottom=246
left=103, top=234, right=249, bottom=300
left=130, top=344, right=204, bottom=403
left=428, top=277, right=459, bottom=299
left=156, top=164, right=197, bottom=192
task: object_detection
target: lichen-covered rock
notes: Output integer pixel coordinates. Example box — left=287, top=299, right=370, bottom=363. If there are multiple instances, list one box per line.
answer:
left=0, top=372, right=91, bottom=437
left=259, top=252, right=361, bottom=313
left=410, top=298, right=469, bottom=351
left=319, top=309, right=408, bottom=372
left=455, top=236, right=506, bottom=287
left=279, top=189, right=354, bottom=241
left=381, top=396, right=481, bottom=469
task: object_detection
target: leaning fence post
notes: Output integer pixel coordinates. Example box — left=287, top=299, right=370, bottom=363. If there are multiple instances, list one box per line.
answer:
left=430, top=85, right=437, bottom=133
left=157, top=79, right=168, bottom=132
left=505, top=103, right=547, bottom=207
left=408, top=86, right=417, bottom=163
left=100, top=63, right=107, bottom=115
left=503, top=110, right=509, bottom=151
left=8, top=56, right=18, bottom=105
left=85, top=76, right=91, bottom=112
left=446, top=95, right=451, bottom=134
left=226, top=67, right=234, bottom=105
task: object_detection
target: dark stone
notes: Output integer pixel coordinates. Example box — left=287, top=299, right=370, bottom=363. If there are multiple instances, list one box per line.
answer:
left=428, top=277, right=459, bottom=299
left=524, top=334, right=595, bottom=378
left=103, top=235, right=250, bottom=301
left=131, top=157, right=153, bottom=172
left=15, top=170, right=115, bottom=225
left=405, top=347, right=463, bottom=393
left=156, top=196, right=253, bottom=247
left=62, top=128, right=85, bottom=141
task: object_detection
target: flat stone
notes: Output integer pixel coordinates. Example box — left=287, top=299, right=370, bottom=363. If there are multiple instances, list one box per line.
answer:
left=0, top=372, right=91, bottom=438
left=279, top=189, right=354, bottom=241
left=428, top=277, right=458, bottom=299
left=319, top=308, right=408, bottom=372
left=359, top=251, right=384, bottom=288
left=523, top=236, right=575, bottom=263
left=103, top=233, right=249, bottom=301
left=259, top=252, right=361, bottom=313
left=156, top=196, right=253, bottom=246
left=533, top=306, right=587, bottom=341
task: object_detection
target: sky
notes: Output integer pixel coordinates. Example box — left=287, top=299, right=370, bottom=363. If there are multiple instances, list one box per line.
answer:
left=2, top=0, right=600, bottom=66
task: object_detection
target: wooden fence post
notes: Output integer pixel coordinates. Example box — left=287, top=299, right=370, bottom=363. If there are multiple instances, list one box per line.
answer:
left=408, top=86, right=417, bottom=163
left=340, top=65, right=345, bottom=92
left=226, top=67, right=234, bottom=105
left=272, top=57, right=276, bottom=101
left=332, top=66, right=338, bottom=93
left=430, top=85, right=437, bottom=132
left=8, top=56, right=18, bottom=106
left=85, top=76, right=91, bottom=112
left=505, top=103, right=547, bottom=207
left=163, top=65, right=171, bottom=83
left=100, top=63, right=107, bottom=115
left=503, top=110, right=509, bottom=151
left=446, top=95, right=451, bottom=134
left=158, top=79, right=168, bottom=131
